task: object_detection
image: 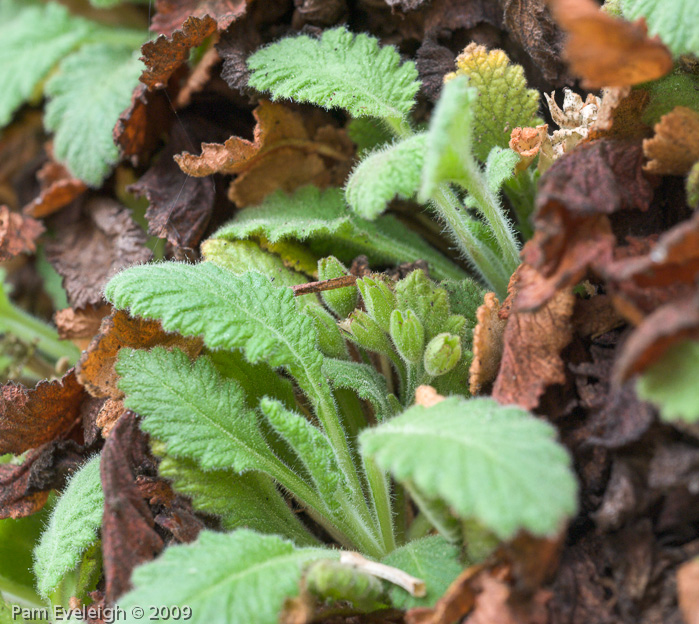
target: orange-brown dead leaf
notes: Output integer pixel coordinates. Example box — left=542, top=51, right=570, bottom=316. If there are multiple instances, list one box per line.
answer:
left=678, top=558, right=699, bottom=624
left=76, top=309, right=203, bottom=399
left=643, top=107, right=699, bottom=175
left=0, top=370, right=85, bottom=455
left=492, top=264, right=575, bottom=410
left=55, top=305, right=112, bottom=350
left=0, top=206, right=44, bottom=261
left=23, top=157, right=87, bottom=219
left=469, top=293, right=507, bottom=395
left=548, top=0, right=672, bottom=88
left=140, top=15, right=217, bottom=90
left=175, top=100, right=354, bottom=207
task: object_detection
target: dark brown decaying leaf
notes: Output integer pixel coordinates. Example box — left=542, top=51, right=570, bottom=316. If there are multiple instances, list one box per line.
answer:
left=101, top=411, right=164, bottom=603
left=0, top=370, right=85, bottom=456
left=548, top=0, right=673, bottom=88
left=292, top=0, right=346, bottom=27
left=0, top=206, right=44, bottom=261
left=45, top=198, right=152, bottom=309
left=643, top=106, right=699, bottom=175
left=77, top=308, right=202, bottom=399
left=0, top=448, right=51, bottom=519
left=151, top=0, right=248, bottom=36
left=23, top=159, right=87, bottom=219
left=0, top=111, right=44, bottom=210
left=140, top=15, right=217, bottom=90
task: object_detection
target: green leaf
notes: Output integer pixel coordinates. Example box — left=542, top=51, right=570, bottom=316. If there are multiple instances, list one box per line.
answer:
left=641, top=70, right=699, bottom=126
left=118, top=530, right=337, bottom=624
left=382, top=536, right=463, bottom=608
left=116, top=348, right=275, bottom=474
left=345, top=134, right=426, bottom=220
left=636, top=340, right=699, bottom=422
left=360, top=397, right=578, bottom=539
left=0, top=2, right=94, bottom=127
left=248, top=27, right=419, bottom=123
left=45, top=41, right=143, bottom=186
left=622, top=0, right=699, bottom=56
left=213, top=187, right=466, bottom=282
left=0, top=596, right=26, bottom=624
left=305, top=559, right=387, bottom=611
left=464, top=147, right=519, bottom=210
left=33, top=455, right=103, bottom=598
left=347, top=118, right=394, bottom=158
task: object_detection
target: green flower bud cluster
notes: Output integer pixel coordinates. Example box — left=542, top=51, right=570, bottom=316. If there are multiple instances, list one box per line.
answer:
left=318, top=256, right=358, bottom=319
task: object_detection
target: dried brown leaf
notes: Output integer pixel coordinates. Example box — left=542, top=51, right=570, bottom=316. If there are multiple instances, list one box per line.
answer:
left=643, top=106, right=699, bottom=175
left=589, top=86, right=651, bottom=140
left=96, top=398, right=126, bottom=438
left=469, top=293, right=507, bottom=395
left=0, top=111, right=44, bottom=210
left=0, top=206, right=44, bottom=261
left=548, top=0, right=673, bottom=88
left=55, top=304, right=112, bottom=342
left=23, top=159, right=87, bottom=219
left=77, top=308, right=202, bottom=399
left=174, top=46, right=221, bottom=108
left=678, top=558, right=699, bottom=624
left=151, top=0, right=248, bottom=36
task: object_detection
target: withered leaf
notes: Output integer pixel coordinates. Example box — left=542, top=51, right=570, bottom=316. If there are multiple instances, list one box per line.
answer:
left=77, top=308, right=202, bottom=399
left=415, top=38, right=454, bottom=102
left=0, top=448, right=51, bottom=519
left=45, top=198, right=151, bottom=309
left=23, top=159, right=87, bottom=219
left=548, top=0, right=673, bottom=88
left=0, top=111, right=44, bottom=210
left=643, top=106, right=699, bottom=175
left=95, top=398, right=125, bottom=439
left=55, top=304, right=112, bottom=343
left=101, top=411, right=163, bottom=603
left=140, top=15, right=217, bottom=90
left=469, top=292, right=507, bottom=395
left=678, top=558, right=699, bottom=624
left=151, top=0, right=248, bottom=36
left=174, top=46, right=221, bottom=109
left=175, top=100, right=354, bottom=207
left=492, top=264, right=575, bottom=410
left=589, top=86, right=651, bottom=141
left=0, top=205, right=44, bottom=261
left=0, top=370, right=85, bottom=456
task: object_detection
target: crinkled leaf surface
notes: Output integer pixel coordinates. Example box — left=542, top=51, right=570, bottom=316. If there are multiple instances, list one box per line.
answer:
left=45, top=42, right=144, bottom=186
left=33, top=455, right=103, bottom=598
left=118, top=530, right=337, bottom=624
left=622, top=0, right=699, bottom=56
left=345, top=134, right=426, bottom=220
left=360, top=397, right=578, bottom=538
left=248, top=27, right=419, bottom=122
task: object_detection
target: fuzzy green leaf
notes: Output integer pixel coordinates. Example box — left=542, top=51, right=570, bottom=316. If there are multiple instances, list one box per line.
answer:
left=464, top=147, right=519, bottom=210
left=347, top=118, right=394, bottom=157
left=45, top=41, right=143, bottom=186
left=247, top=27, right=419, bottom=123
left=382, top=536, right=463, bottom=608
left=118, top=530, right=337, bottom=624
left=636, top=340, right=699, bottom=422
left=642, top=71, right=699, bottom=125
left=117, top=348, right=278, bottom=475
left=622, top=0, right=699, bottom=56
left=0, top=2, right=94, bottom=127
left=360, top=397, right=578, bottom=539
left=213, top=187, right=466, bottom=282
left=33, top=455, right=103, bottom=598
left=345, top=134, right=426, bottom=220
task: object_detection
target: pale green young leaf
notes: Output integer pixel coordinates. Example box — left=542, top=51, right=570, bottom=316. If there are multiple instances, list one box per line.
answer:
left=33, top=455, right=103, bottom=598
left=636, top=340, right=699, bottom=423
left=248, top=27, right=419, bottom=123
left=464, top=147, right=519, bottom=211
left=360, top=397, right=578, bottom=539
left=118, top=530, right=337, bottom=624
left=116, top=347, right=275, bottom=473
left=622, top=0, right=699, bottom=56
left=382, top=536, right=463, bottom=608
left=213, top=187, right=466, bottom=282
left=0, top=2, right=94, bottom=127
left=157, top=454, right=316, bottom=546
left=345, top=134, right=426, bottom=220
left=347, top=118, right=394, bottom=158
left=45, top=42, right=143, bottom=186
left=259, top=398, right=344, bottom=513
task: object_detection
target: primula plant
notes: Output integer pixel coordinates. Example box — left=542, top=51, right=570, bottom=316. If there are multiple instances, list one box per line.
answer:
left=2, top=0, right=699, bottom=623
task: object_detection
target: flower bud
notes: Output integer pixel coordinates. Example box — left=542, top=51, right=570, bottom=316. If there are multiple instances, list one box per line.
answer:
left=389, top=309, right=425, bottom=364
left=340, top=310, right=393, bottom=355
left=357, top=275, right=396, bottom=332
left=423, top=333, right=462, bottom=376
left=318, top=256, right=358, bottom=318
left=305, top=304, right=348, bottom=360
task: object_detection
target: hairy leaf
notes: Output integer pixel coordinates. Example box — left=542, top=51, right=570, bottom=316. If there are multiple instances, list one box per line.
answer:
left=213, top=187, right=465, bottom=282
left=45, top=42, right=144, bottom=186
left=118, top=530, right=337, bottom=624
left=382, top=536, right=463, bottom=608
left=361, top=397, right=578, bottom=538
left=33, top=455, right=103, bottom=598
left=347, top=118, right=393, bottom=157
left=622, top=0, right=699, bottom=56
left=346, top=134, right=426, bottom=219
left=248, top=27, right=419, bottom=123
left=0, top=2, right=94, bottom=127
left=464, top=147, right=520, bottom=210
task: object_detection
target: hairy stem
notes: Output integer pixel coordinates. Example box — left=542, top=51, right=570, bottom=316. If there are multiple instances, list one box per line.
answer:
left=404, top=482, right=462, bottom=545
left=363, top=456, right=396, bottom=553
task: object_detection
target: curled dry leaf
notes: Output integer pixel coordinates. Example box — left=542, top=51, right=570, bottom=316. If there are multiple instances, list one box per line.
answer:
left=151, top=0, right=249, bottom=36
left=643, top=106, right=699, bottom=175
left=55, top=304, right=112, bottom=344
left=492, top=264, right=575, bottom=410
left=677, top=556, right=699, bottom=624
left=469, top=292, right=507, bottom=395
left=0, top=369, right=85, bottom=456
left=77, top=308, right=203, bottom=399
left=23, top=158, right=87, bottom=219
left=45, top=198, right=152, bottom=309
left=547, top=0, right=673, bottom=88
left=96, top=398, right=126, bottom=438
left=0, top=206, right=44, bottom=261
left=140, top=15, right=217, bottom=90
left=175, top=100, right=355, bottom=207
